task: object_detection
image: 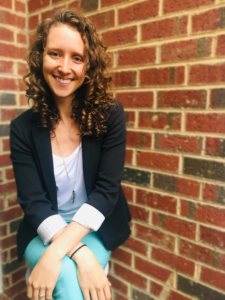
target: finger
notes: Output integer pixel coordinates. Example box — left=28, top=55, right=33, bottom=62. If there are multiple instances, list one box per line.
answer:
left=104, top=284, right=111, bottom=300
left=39, top=288, right=46, bottom=300
left=33, top=287, right=40, bottom=300
left=27, top=282, right=33, bottom=299
left=46, top=287, right=53, bottom=300
left=90, top=290, right=98, bottom=300
left=98, top=289, right=105, bottom=300
left=83, top=290, right=90, bottom=300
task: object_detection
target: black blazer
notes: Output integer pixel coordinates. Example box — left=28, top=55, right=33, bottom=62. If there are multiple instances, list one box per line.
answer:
left=10, top=100, right=131, bottom=262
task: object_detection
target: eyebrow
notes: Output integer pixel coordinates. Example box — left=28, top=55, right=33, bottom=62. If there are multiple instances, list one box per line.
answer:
left=46, top=47, right=84, bottom=57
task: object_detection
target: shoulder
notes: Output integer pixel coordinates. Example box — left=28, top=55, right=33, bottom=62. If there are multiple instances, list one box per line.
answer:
left=106, top=100, right=125, bottom=127
left=11, top=109, right=38, bottom=129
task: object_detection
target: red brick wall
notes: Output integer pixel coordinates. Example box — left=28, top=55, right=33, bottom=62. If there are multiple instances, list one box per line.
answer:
left=2, top=0, right=225, bottom=299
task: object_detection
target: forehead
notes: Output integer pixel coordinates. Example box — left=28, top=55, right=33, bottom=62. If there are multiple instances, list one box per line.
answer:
left=46, top=24, right=85, bottom=53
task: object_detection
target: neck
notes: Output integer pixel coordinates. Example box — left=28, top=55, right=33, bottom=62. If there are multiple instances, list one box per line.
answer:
left=53, top=95, right=74, bottom=124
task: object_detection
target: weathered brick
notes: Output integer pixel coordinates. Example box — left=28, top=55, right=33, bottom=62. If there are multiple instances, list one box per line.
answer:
left=19, top=94, right=27, bottom=106
left=206, top=137, right=225, bottom=157
left=1, top=234, right=17, bottom=250
left=108, top=274, right=128, bottom=295
left=136, top=189, right=177, bottom=214
left=82, top=0, right=98, bottom=12
left=0, top=78, right=17, bottom=91
left=152, top=247, right=195, bottom=276
left=1, top=108, right=26, bottom=121
left=113, top=71, right=136, bottom=87
left=201, top=266, right=225, bottom=291
left=157, top=90, right=206, bottom=108
left=68, top=0, right=82, bottom=11
left=184, top=157, right=225, bottom=182
left=151, top=281, right=163, bottom=296
left=114, top=263, right=147, bottom=289
left=17, top=33, right=26, bottom=45
left=101, top=0, right=128, bottom=7
left=125, top=111, right=135, bottom=127
left=186, top=113, right=225, bottom=133
left=118, top=47, right=156, bottom=66
left=189, top=64, right=225, bottom=84
left=178, top=275, right=225, bottom=300
left=129, top=203, right=149, bottom=223
left=0, top=206, right=23, bottom=222
left=192, top=8, right=221, bottom=33
left=0, top=42, right=26, bottom=59
left=152, top=212, right=196, bottom=239
left=111, top=248, right=132, bottom=265
left=210, top=88, right=225, bottom=108
left=200, top=225, right=225, bottom=249
left=123, top=236, right=148, bottom=256
left=14, top=291, right=28, bottom=300
left=0, top=0, right=12, bottom=9
left=0, top=27, right=14, bottom=42
left=121, top=185, right=133, bottom=202
left=125, top=149, right=133, bottom=164
left=0, top=154, right=11, bottom=166
left=4, top=280, right=26, bottom=298
left=164, top=0, right=214, bottom=14
left=122, top=167, right=150, bottom=187
left=167, top=290, right=194, bottom=300
left=203, top=183, right=225, bottom=205
left=116, top=92, right=153, bottom=108
left=136, top=223, right=175, bottom=251
left=10, top=247, right=17, bottom=260
left=153, top=173, right=200, bottom=198
left=10, top=219, right=22, bottom=233
left=101, top=26, right=137, bottom=47
left=12, top=267, right=26, bottom=284
left=216, top=34, right=225, bottom=56
left=155, top=134, right=202, bottom=154
left=0, top=224, right=7, bottom=237
left=0, top=11, right=25, bottom=28
left=118, top=0, right=159, bottom=24
left=140, top=66, right=185, bottom=86
left=89, top=11, right=114, bottom=30
left=28, top=0, right=50, bottom=13
left=137, top=151, right=179, bottom=172
left=0, top=61, right=13, bottom=74
left=139, top=112, right=181, bottom=130
left=135, top=256, right=173, bottom=282
left=114, top=293, right=127, bottom=300
left=28, top=15, right=39, bottom=30
left=126, top=131, right=151, bottom=148
left=141, top=16, right=187, bottom=42
left=132, top=289, right=154, bottom=300
left=41, top=6, right=65, bottom=20
left=15, top=0, right=26, bottom=13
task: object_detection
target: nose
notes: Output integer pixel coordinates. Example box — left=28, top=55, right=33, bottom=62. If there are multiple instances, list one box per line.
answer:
left=58, top=56, right=71, bottom=74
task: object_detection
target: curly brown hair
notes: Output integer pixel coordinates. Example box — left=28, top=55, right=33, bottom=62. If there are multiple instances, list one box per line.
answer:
left=24, top=9, right=115, bottom=137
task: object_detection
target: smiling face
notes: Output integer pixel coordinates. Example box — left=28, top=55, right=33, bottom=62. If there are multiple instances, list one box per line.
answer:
left=43, top=24, right=86, bottom=104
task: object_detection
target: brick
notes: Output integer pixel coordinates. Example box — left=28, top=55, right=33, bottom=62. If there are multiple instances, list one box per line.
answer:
left=116, top=92, right=153, bottom=108
left=1, top=108, right=27, bottom=121
left=101, top=26, right=137, bottom=47
left=151, top=281, right=163, bottom=296
left=118, top=47, right=156, bottom=67
left=102, top=0, right=128, bottom=7
left=3, top=276, right=10, bottom=288
left=41, top=6, right=65, bottom=20
left=0, top=27, right=14, bottom=42
left=126, top=131, right=151, bottom=149
left=152, top=247, right=195, bottom=276
left=122, top=185, right=133, bottom=202
left=141, top=16, right=187, bottom=42
left=0, top=224, right=7, bottom=237
left=206, top=137, right=225, bottom=157
left=0, top=206, right=23, bottom=222
left=189, top=64, right=225, bottom=84
left=203, top=183, right=225, bottom=205
left=135, top=256, right=173, bottom=282
left=216, top=34, right=225, bottom=56
left=0, top=61, right=13, bottom=74
left=10, top=247, right=17, bottom=260
left=1, top=234, right=17, bottom=249
left=12, top=267, right=26, bottom=284
left=0, top=11, right=25, bottom=28
left=132, top=289, right=154, bottom=300
left=5, top=280, right=26, bottom=298
left=111, top=248, right=132, bottom=265
left=184, top=157, right=225, bottom=182
left=82, top=0, right=98, bottom=12
left=201, top=266, right=225, bottom=291
left=162, top=38, right=212, bottom=63
left=122, top=167, right=150, bottom=187
left=28, top=0, right=50, bottom=13
left=129, top=203, right=149, bottom=223
left=140, top=66, right=185, bottom=86
left=210, top=88, right=225, bottom=108
left=28, top=15, right=39, bottom=30
left=108, top=274, right=128, bottom=295
left=200, top=225, right=225, bottom=249
left=114, top=263, right=147, bottom=289
left=152, top=212, right=196, bottom=239
left=155, top=134, right=202, bottom=154
left=18, top=78, right=27, bottom=91
left=178, top=275, right=225, bottom=300
left=68, top=0, right=82, bottom=11
left=89, top=11, right=114, bottom=30
left=192, top=8, right=220, bottom=33
left=0, top=0, right=12, bottom=9
left=186, top=113, right=225, bottom=133
left=0, top=93, right=16, bottom=105
left=125, top=111, right=135, bottom=127
left=18, top=62, right=27, bottom=76
left=3, top=139, right=9, bottom=151
left=153, top=173, right=200, bottom=198
left=0, top=78, right=17, bottom=91
left=113, top=71, right=136, bottom=87
left=0, top=42, right=26, bottom=59
left=158, top=90, right=206, bottom=109
left=164, top=0, right=214, bottom=14
left=137, top=151, right=179, bottom=172
left=114, top=293, right=128, bottom=300
left=1, top=250, right=8, bottom=263
left=136, top=189, right=177, bottom=214
left=139, top=112, right=181, bottom=130
left=17, top=33, right=26, bottom=44
left=167, top=290, right=193, bottom=300
left=125, top=149, right=132, bottom=164
left=19, top=94, right=27, bottom=106
left=119, top=0, right=158, bottom=24
left=136, top=223, right=175, bottom=251
left=10, top=219, right=22, bottom=233
left=15, top=0, right=26, bottom=13
left=123, top=236, right=148, bottom=256
left=0, top=154, right=11, bottom=166
left=14, top=291, right=28, bottom=300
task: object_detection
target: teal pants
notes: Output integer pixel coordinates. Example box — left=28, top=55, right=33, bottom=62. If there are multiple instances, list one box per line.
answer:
left=24, top=232, right=111, bottom=300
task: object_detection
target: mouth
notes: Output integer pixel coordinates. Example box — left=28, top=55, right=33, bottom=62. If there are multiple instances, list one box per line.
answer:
left=53, top=75, right=74, bottom=86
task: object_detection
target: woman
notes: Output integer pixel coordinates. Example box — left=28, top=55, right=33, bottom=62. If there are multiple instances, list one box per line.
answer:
left=10, top=9, right=131, bottom=300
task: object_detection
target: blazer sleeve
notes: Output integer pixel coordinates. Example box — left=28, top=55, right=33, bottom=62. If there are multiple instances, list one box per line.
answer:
left=10, top=118, right=67, bottom=233
left=75, top=100, right=127, bottom=221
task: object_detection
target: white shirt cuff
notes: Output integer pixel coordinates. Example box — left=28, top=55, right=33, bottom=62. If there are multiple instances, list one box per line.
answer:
left=37, top=215, right=68, bottom=245
left=72, top=203, right=105, bottom=231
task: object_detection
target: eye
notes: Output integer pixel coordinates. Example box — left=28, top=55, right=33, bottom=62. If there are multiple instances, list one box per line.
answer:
left=49, top=52, right=59, bottom=57
left=73, top=56, right=82, bottom=63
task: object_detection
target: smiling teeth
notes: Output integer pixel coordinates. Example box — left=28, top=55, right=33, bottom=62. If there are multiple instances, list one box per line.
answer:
left=56, top=77, right=72, bottom=84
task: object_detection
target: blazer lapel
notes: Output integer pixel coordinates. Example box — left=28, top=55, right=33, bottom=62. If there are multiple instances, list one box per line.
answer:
left=82, top=135, right=92, bottom=196
left=31, top=126, right=57, bottom=207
